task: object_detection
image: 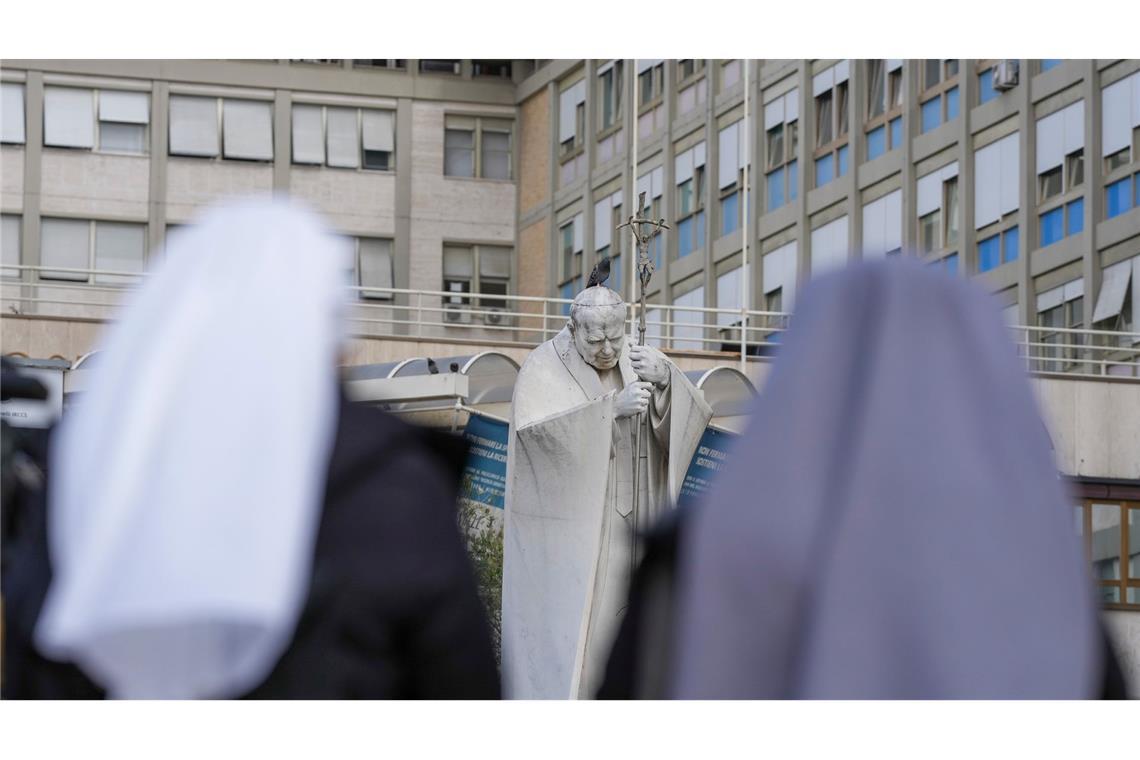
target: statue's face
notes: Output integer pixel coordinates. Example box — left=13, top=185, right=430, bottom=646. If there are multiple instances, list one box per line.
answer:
left=571, top=307, right=625, bottom=371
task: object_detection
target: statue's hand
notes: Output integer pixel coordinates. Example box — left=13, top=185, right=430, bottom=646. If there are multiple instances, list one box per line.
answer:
left=629, top=344, right=670, bottom=389
left=614, top=381, right=654, bottom=419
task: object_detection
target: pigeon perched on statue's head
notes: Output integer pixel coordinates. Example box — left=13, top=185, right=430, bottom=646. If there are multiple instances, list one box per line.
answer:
left=587, top=255, right=612, bottom=288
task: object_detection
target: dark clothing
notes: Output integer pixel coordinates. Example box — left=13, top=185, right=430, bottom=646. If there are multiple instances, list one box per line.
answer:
left=596, top=507, right=685, bottom=700
left=598, top=507, right=1131, bottom=700
left=2, top=396, right=500, bottom=700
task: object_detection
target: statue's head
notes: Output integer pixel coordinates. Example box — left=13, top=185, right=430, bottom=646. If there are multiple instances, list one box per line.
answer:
left=568, top=287, right=628, bottom=371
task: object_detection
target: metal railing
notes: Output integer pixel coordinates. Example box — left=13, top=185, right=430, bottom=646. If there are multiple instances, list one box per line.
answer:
left=3, top=265, right=1139, bottom=379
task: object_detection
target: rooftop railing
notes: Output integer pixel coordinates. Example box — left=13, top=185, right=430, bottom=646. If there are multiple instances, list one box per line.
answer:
left=3, top=265, right=1138, bottom=380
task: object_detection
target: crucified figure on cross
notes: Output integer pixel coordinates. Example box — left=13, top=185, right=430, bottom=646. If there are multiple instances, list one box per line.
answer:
left=615, top=190, right=670, bottom=581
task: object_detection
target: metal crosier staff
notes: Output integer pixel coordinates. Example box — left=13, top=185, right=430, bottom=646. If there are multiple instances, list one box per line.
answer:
left=617, top=191, right=670, bottom=578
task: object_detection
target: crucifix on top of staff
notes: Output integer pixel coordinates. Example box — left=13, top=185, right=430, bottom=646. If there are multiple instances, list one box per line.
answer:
left=616, top=191, right=669, bottom=576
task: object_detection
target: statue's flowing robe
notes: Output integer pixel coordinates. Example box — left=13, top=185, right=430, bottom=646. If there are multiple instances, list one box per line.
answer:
left=502, top=326, right=712, bottom=699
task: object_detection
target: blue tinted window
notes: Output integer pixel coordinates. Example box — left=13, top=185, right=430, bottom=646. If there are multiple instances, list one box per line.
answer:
left=1135, top=174, right=1140, bottom=209
left=1003, top=226, right=1019, bottom=263
left=944, top=253, right=958, bottom=276
left=695, top=210, right=705, bottom=250
left=837, top=144, right=849, bottom=177
left=921, top=98, right=941, bottom=133
left=788, top=159, right=798, bottom=201
left=1039, top=207, right=1064, bottom=247
left=889, top=117, right=902, bottom=151
left=766, top=168, right=784, bottom=211
left=678, top=217, right=694, bottom=258
left=867, top=126, right=886, bottom=161
left=978, top=234, right=1000, bottom=272
left=978, top=70, right=997, bottom=104
left=946, top=87, right=959, bottom=121
left=815, top=153, right=834, bottom=187
left=1041, top=59, right=1062, bottom=72
left=721, top=191, right=739, bottom=236
left=1106, top=178, right=1133, bottom=219
left=560, top=280, right=576, bottom=315
left=1066, top=198, right=1084, bottom=236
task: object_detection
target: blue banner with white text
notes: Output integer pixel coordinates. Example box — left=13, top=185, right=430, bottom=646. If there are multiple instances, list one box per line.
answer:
left=679, top=426, right=738, bottom=504
left=461, top=413, right=510, bottom=509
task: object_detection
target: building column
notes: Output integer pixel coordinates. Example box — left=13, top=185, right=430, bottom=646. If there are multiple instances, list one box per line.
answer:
left=20, top=71, right=43, bottom=291
left=147, top=81, right=169, bottom=263
left=847, top=59, right=864, bottom=262
left=272, top=89, right=291, bottom=194
left=1016, top=59, right=1034, bottom=320
left=394, top=96, right=414, bottom=336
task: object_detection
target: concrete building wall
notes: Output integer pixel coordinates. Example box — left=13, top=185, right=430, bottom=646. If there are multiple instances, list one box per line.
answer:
left=40, top=151, right=150, bottom=220
left=2, top=149, right=25, bottom=210
left=288, top=167, right=396, bottom=237
left=1036, top=378, right=1140, bottom=479
left=165, top=159, right=274, bottom=222
left=1105, top=610, right=1140, bottom=693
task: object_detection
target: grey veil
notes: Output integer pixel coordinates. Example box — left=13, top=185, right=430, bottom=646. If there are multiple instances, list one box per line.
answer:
left=670, top=260, right=1100, bottom=698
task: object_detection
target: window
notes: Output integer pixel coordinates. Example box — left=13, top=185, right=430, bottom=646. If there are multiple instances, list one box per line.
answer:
left=975, top=131, right=1020, bottom=231
left=354, top=59, right=406, bottom=70
left=292, top=104, right=395, bottom=171
left=943, top=253, right=959, bottom=276
left=810, top=216, right=849, bottom=275
left=291, top=59, right=343, bottom=66
left=2, top=214, right=20, bottom=278
left=420, top=60, right=460, bottom=75
left=1036, top=101, right=1084, bottom=201
left=558, top=78, right=587, bottom=185
left=170, top=95, right=272, bottom=161
left=443, top=245, right=512, bottom=316
left=720, top=60, right=741, bottom=92
left=916, top=162, right=960, bottom=258
left=762, top=240, right=797, bottom=318
left=813, top=61, right=849, bottom=188
left=1074, top=500, right=1140, bottom=607
left=977, top=225, right=1018, bottom=272
left=473, top=60, right=511, bottom=79
left=862, top=189, right=903, bottom=259
left=672, top=284, right=706, bottom=350
left=1041, top=60, right=1062, bottom=72
left=764, top=89, right=798, bottom=211
left=1091, top=256, right=1140, bottom=332
left=558, top=215, right=584, bottom=315
left=44, top=86, right=150, bottom=155
left=594, top=189, right=623, bottom=295
left=353, top=237, right=393, bottom=300
left=1036, top=279, right=1084, bottom=372
left=443, top=115, right=512, bottom=180
left=675, top=141, right=707, bottom=258
left=1101, top=71, right=1140, bottom=220
left=2, top=82, right=26, bottom=145
left=676, top=60, right=707, bottom=117
left=977, top=64, right=998, bottom=105
left=40, top=218, right=145, bottom=284
left=637, top=60, right=665, bottom=139
left=864, top=60, right=904, bottom=161
left=1033, top=101, right=1086, bottom=246
left=636, top=167, right=665, bottom=272
left=596, top=61, right=625, bottom=163
left=919, top=59, right=960, bottom=133
left=598, top=60, right=624, bottom=133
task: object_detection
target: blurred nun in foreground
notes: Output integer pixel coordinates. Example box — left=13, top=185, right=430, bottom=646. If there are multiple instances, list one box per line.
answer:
left=26, top=198, right=498, bottom=699
left=670, top=259, right=1117, bottom=699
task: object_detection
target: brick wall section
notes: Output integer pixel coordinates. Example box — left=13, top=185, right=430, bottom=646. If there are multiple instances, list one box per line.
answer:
left=516, top=217, right=549, bottom=340
left=518, top=88, right=550, bottom=217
